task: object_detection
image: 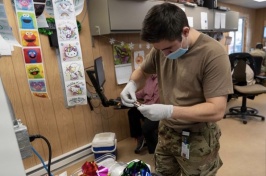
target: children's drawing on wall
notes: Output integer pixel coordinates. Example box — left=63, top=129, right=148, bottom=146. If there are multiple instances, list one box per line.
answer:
left=63, top=62, right=84, bottom=81
left=15, top=0, right=34, bottom=11
left=26, top=64, right=44, bottom=79
left=57, top=20, right=78, bottom=41
left=113, top=44, right=132, bottom=65
left=67, top=96, right=86, bottom=106
left=65, top=81, right=86, bottom=97
left=53, top=0, right=75, bottom=19
left=60, top=42, right=82, bottom=61
left=133, top=50, right=145, bottom=70
left=20, top=30, right=40, bottom=46
left=45, top=0, right=84, bottom=17
left=17, top=11, right=37, bottom=29
left=29, top=79, right=46, bottom=92
left=23, top=47, right=42, bottom=63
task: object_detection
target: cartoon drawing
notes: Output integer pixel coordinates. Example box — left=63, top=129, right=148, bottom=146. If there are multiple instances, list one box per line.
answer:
left=57, top=22, right=77, bottom=41
left=29, top=80, right=46, bottom=92
left=23, top=32, right=38, bottom=46
left=64, top=44, right=78, bottom=60
left=65, top=63, right=83, bottom=80
left=66, top=81, right=85, bottom=96
left=69, top=85, right=82, bottom=95
left=56, top=0, right=74, bottom=18
left=26, top=65, right=44, bottom=79
left=60, top=42, right=81, bottom=61
left=68, top=97, right=86, bottom=105
left=28, top=49, right=37, bottom=63
left=113, top=44, right=132, bottom=65
left=17, top=0, right=33, bottom=10
left=23, top=48, right=42, bottom=63
left=21, top=13, right=35, bottom=29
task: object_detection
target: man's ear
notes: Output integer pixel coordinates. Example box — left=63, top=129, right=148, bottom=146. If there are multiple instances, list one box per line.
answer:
left=182, top=27, right=190, bottom=37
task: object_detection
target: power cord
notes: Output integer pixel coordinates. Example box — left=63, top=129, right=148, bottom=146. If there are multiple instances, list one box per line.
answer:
left=29, top=135, right=52, bottom=176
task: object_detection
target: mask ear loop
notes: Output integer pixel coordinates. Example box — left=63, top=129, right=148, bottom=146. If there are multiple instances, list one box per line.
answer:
left=180, top=36, right=189, bottom=49
left=184, top=36, right=189, bottom=49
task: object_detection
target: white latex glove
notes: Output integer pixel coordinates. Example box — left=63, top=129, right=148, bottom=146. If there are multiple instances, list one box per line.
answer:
left=120, top=80, right=137, bottom=107
left=137, top=104, right=174, bottom=121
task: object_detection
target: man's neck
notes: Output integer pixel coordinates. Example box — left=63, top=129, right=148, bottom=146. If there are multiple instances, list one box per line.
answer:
left=188, top=28, right=201, bottom=48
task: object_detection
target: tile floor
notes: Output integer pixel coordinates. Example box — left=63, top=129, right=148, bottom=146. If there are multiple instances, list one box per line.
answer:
left=116, top=94, right=266, bottom=176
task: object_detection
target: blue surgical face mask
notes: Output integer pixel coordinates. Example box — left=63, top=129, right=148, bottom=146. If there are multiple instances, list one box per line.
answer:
left=166, top=37, right=188, bottom=60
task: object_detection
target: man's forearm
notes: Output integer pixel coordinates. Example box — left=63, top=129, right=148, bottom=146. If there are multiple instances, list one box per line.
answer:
left=171, top=96, right=227, bottom=122
left=130, top=68, right=149, bottom=90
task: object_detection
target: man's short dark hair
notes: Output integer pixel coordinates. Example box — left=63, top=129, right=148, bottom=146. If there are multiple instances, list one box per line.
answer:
left=141, top=3, right=189, bottom=43
left=256, top=43, right=263, bottom=49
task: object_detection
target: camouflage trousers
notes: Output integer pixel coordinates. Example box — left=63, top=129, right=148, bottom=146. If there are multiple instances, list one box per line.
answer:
left=154, top=122, right=223, bottom=176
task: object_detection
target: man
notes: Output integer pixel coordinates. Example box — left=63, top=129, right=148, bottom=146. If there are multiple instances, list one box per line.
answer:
left=128, top=74, right=159, bottom=154
left=120, top=3, right=233, bottom=176
left=250, top=43, right=266, bottom=76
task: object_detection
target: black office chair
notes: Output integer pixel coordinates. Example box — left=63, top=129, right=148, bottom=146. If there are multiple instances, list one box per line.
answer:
left=224, top=52, right=266, bottom=124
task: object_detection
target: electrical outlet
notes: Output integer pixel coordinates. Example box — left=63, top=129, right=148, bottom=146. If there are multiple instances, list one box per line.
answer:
left=14, top=119, right=33, bottom=159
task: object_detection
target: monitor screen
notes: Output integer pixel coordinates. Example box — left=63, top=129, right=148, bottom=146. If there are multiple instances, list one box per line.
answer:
left=86, top=57, right=109, bottom=107
left=263, top=26, right=266, bottom=39
left=94, top=57, right=106, bottom=89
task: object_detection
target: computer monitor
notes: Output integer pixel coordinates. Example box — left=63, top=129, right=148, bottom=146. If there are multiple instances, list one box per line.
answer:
left=86, top=57, right=109, bottom=107
left=94, top=57, right=106, bottom=89
left=86, top=57, right=121, bottom=108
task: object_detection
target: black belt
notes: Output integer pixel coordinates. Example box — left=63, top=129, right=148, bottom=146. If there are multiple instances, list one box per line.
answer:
left=174, top=122, right=209, bottom=133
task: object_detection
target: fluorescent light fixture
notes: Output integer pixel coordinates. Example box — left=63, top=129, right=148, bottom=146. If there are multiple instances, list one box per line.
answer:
left=254, top=0, right=266, bottom=2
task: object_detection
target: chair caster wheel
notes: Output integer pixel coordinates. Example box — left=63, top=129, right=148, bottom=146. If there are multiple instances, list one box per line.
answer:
left=223, top=115, right=226, bottom=119
left=262, top=117, right=265, bottom=121
left=243, top=121, right=247, bottom=124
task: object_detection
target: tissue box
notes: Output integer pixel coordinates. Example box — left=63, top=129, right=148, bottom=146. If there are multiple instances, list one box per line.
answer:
left=92, top=132, right=117, bottom=159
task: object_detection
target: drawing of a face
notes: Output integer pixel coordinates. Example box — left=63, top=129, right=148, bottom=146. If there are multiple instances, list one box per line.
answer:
left=29, top=67, right=39, bottom=76
left=23, top=32, right=37, bottom=46
left=58, top=24, right=77, bottom=40
left=27, top=49, right=37, bottom=63
left=30, top=81, right=45, bottom=91
left=64, top=45, right=78, bottom=58
left=19, top=0, right=31, bottom=9
left=21, top=13, right=34, bottom=29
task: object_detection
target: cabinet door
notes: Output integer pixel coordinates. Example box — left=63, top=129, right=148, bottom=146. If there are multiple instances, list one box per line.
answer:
left=108, top=0, right=163, bottom=31
left=184, top=6, right=214, bottom=31
left=226, top=11, right=239, bottom=31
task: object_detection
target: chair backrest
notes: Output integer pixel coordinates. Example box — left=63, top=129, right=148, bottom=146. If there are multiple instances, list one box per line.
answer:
left=229, top=52, right=256, bottom=86
left=252, top=56, right=263, bottom=76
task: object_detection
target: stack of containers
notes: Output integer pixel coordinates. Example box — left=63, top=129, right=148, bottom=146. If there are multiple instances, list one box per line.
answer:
left=92, top=132, right=117, bottom=159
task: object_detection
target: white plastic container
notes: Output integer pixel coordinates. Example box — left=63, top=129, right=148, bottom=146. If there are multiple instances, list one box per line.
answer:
left=92, top=132, right=117, bottom=159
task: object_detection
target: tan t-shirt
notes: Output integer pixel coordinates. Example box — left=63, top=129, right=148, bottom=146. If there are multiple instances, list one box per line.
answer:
left=140, top=34, right=234, bottom=130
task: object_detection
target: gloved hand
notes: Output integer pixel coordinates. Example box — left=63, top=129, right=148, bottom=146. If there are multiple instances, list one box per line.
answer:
left=137, top=104, right=173, bottom=121
left=120, top=80, right=137, bottom=107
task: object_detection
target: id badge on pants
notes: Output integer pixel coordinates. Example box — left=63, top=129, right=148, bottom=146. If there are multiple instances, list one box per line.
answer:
left=181, top=131, right=190, bottom=159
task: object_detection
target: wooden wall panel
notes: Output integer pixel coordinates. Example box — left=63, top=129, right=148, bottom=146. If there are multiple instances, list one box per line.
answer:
left=1, top=0, right=132, bottom=170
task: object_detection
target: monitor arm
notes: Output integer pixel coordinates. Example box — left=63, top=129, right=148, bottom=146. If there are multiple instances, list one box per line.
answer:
left=87, top=70, right=120, bottom=107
